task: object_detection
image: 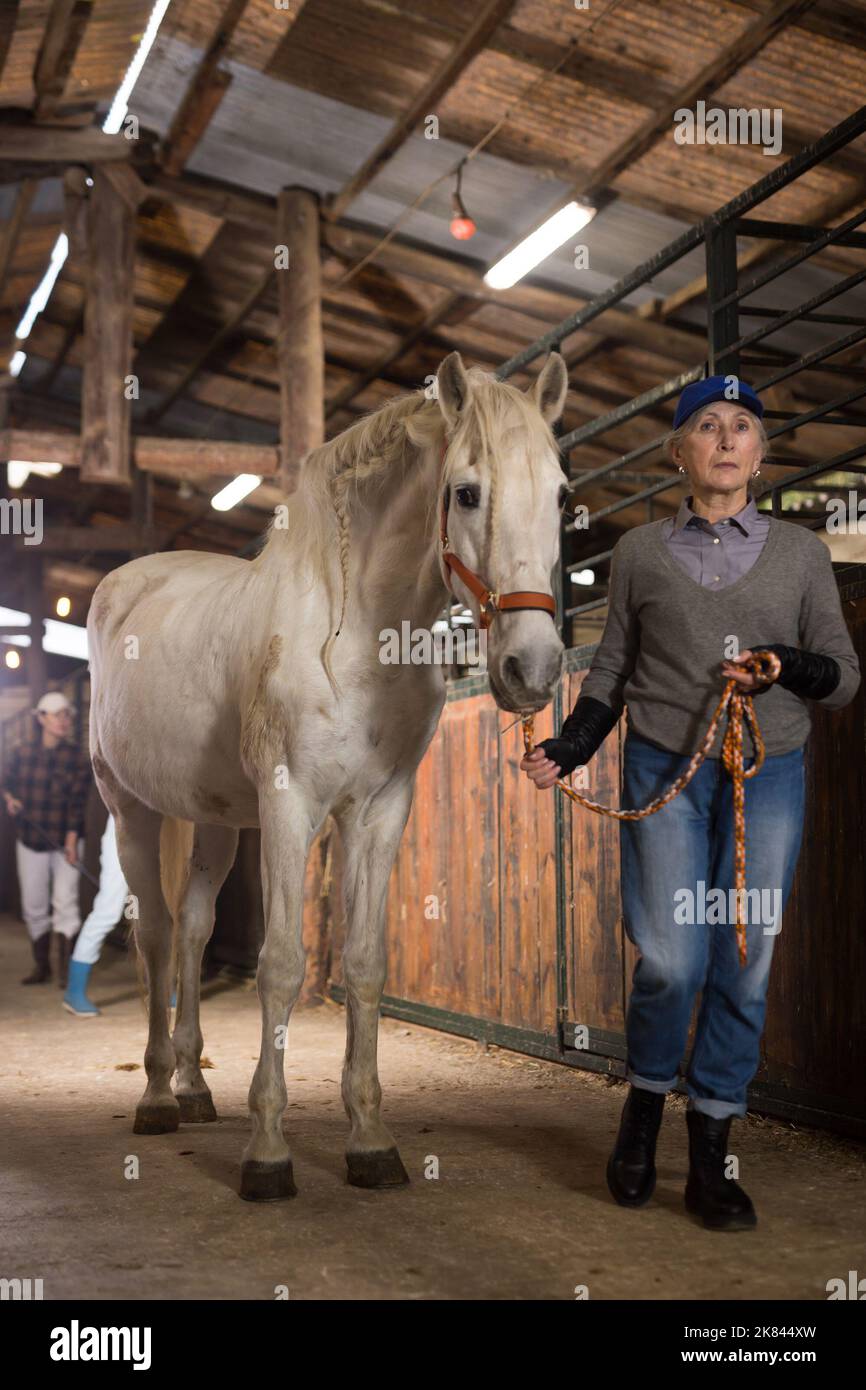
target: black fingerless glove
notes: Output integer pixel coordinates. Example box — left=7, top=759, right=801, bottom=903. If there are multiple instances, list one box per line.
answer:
left=753, top=644, right=841, bottom=700
left=536, top=696, right=619, bottom=775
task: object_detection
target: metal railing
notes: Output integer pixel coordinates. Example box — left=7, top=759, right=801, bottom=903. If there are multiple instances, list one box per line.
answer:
left=496, top=106, right=866, bottom=644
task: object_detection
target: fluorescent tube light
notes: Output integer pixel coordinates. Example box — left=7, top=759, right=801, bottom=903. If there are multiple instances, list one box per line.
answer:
left=484, top=202, right=596, bottom=290
left=211, top=475, right=262, bottom=511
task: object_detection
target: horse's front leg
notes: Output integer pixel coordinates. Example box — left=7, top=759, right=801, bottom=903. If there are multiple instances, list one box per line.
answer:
left=335, top=777, right=415, bottom=1189
left=240, top=788, right=315, bottom=1201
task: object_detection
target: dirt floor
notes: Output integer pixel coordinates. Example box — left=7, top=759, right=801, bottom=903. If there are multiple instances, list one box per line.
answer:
left=1, top=914, right=864, bottom=1302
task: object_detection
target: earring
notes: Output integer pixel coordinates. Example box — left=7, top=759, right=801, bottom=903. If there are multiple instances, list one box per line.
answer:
left=677, top=465, right=686, bottom=474
left=752, top=469, right=761, bottom=477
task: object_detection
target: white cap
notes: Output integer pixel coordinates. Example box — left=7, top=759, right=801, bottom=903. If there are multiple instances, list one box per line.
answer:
left=35, top=691, right=75, bottom=715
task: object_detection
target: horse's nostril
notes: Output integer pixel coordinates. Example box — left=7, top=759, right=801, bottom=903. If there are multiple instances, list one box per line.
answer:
left=504, top=655, right=522, bottom=687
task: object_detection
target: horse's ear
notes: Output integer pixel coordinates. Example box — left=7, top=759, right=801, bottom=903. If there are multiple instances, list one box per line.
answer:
left=437, top=351, right=471, bottom=429
left=531, top=352, right=568, bottom=425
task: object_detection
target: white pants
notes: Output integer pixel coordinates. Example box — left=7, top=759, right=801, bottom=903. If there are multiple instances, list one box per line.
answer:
left=15, top=837, right=84, bottom=941
left=72, top=815, right=129, bottom=966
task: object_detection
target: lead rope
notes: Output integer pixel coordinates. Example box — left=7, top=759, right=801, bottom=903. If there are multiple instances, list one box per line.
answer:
left=520, top=650, right=782, bottom=968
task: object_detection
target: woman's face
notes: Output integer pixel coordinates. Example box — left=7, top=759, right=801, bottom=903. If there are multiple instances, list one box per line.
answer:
left=672, top=401, right=762, bottom=496
left=39, top=708, right=73, bottom=738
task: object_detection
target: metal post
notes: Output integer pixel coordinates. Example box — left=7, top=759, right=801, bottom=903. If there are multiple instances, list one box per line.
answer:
left=130, top=461, right=153, bottom=559
left=550, top=342, right=571, bottom=647
left=24, top=553, right=46, bottom=707
left=706, top=220, right=740, bottom=378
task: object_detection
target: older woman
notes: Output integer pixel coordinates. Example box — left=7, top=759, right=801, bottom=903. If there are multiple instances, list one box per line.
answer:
left=521, top=375, right=860, bottom=1231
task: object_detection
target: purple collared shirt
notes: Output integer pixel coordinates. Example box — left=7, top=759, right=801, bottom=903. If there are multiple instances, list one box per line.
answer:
left=660, top=494, right=770, bottom=588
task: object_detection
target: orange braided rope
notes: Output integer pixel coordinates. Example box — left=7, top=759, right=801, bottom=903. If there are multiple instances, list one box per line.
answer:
left=521, top=649, right=783, bottom=968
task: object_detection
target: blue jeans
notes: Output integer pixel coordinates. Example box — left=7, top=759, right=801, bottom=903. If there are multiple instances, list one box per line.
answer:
left=620, top=731, right=806, bottom=1119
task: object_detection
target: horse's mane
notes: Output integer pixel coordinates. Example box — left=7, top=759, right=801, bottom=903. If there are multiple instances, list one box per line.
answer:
left=256, top=368, right=555, bottom=689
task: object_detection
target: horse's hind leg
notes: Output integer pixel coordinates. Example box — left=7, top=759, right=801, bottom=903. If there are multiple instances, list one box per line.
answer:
left=241, top=790, right=313, bottom=1201
left=113, top=800, right=179, bottom=1135
left=335, top=781, right=415, bottom=1189
left=172, top=822, right=238, bottom=1122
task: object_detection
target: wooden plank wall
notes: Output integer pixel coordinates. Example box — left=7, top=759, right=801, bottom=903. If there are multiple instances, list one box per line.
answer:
left=760, top=577, right=866, bottom=1113
left=327, top=688, right=559, bottom=1033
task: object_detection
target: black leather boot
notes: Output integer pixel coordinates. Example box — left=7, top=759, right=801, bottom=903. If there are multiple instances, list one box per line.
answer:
left=55, top=933, right=72, bottom=990
left=606, top=1085, right=666, bottom=1206
left=685, top=1109, right=757, bottom=1230
left=21, top=933, right=52, bottom=985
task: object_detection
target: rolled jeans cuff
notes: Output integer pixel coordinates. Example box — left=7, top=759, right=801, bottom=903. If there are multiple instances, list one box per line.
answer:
left=687, top=1095, right=747, bottom=1120
left=626, top=1067, right=677, bottom=1095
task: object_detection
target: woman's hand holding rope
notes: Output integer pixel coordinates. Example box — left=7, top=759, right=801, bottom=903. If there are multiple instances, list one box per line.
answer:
left=518, top=649, right=783, bottom=966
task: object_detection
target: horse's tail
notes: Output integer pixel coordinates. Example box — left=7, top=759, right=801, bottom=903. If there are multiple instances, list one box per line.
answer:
left=159, top=817, right=194, bottom=1002
left=131, top=816, right=194, bottom=1014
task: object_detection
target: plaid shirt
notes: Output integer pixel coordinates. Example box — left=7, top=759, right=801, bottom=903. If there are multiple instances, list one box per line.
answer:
left=1, top=737, right=91, bottom=852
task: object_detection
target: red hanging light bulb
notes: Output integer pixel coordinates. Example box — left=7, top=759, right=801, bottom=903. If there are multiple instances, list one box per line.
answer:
left=449, top=162, right=476, bottom=241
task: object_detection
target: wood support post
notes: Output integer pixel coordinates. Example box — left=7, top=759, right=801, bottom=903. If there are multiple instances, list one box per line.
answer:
left=81, top=168, right=135, bottom=485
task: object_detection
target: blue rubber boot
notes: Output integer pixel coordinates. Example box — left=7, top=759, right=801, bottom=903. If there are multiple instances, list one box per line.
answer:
left=63, top=960, right=100, bottom=1017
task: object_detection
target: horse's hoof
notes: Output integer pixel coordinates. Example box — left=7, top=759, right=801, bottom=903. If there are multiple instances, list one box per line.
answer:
left=346, top=1146, right=410, bottom=1188
left=239, top=1159, right=297, bottom=1202
left=133, top=1103, right=180, bottom=1135
left=176, top=1090, right=217, bottom=1123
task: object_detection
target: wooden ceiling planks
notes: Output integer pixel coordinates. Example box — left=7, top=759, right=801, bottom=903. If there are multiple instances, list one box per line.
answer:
left=264, top=0, right=457, bottom=119
left=63, top=0, right=156, bottom=101
left=0, top=0, right=48, bottom=107
left=327, top=0, right=519, bottom=221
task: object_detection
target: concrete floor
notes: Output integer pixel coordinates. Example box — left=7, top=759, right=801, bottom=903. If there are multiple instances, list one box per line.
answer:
left=1, top=914, right=864, bottom=1301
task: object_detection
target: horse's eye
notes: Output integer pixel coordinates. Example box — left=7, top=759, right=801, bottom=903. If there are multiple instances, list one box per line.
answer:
left=455, top=486, right=479, bottom=508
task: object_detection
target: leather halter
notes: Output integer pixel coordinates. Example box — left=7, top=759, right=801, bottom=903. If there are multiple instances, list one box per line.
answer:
left=438, top=441, right=557, bottom=630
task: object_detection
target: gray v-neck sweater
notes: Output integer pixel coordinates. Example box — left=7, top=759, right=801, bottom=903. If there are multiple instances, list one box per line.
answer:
left=580, top=517, right=861, bottom=758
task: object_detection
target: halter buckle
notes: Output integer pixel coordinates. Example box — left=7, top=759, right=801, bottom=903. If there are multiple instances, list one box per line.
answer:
left=479, top=591, right=499, bottom=622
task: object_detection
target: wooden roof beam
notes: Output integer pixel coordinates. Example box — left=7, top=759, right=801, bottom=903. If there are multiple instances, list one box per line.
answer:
left=0, top=429, right=280, bottom=477
left=492, top=0, right=819, bottom=261
left=160, top=0, right=250, bottom=178
left=32, top=0, right=94, bottom=123
left=0, top=3, right=19, bottom=86
left=0, top=178, right=38, bottom=305
left=320, top=221, right=705, bottom=363
left=145, top=261, right=275, bottom=424
left=0, top=117, right=132, bottom=164
left=584, top=0, right=819, bottom=197
left=325, top=289, right=462, bottom=418
left=142, top=168, right=276, bottom=233
left=14, top=525, right=169, bottom=553
left=326, top=0, right=517, bottom=223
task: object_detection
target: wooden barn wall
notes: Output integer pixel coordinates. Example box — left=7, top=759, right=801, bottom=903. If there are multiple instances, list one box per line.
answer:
left=322, top=571, right=866, bottom=1138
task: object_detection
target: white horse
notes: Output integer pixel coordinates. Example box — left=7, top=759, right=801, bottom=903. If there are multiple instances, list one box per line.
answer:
left=87, top=350, right=569, bottom=1199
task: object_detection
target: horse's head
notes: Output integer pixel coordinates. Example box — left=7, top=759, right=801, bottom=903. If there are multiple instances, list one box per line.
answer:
left=435, top=351, right=569, bottom=714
